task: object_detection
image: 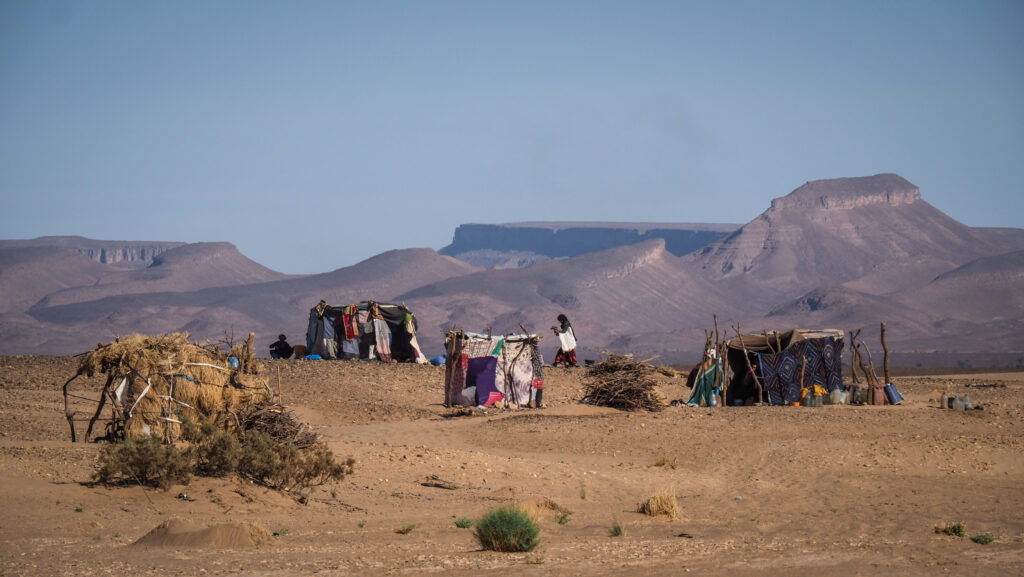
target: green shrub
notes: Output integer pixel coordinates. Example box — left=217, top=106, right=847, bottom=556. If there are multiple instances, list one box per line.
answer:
left=237, top=431, right=354, bottom=492
left=935, top=521, right=966, bottom=537
left=94, top=434, right=193, bottom=491
left=475, top=506, right=539, bottom=552
left=971, top=533, right=995, bottom=545
left=194, top=426, right=242, bottom=476
left=395, top=524, right=417, bottom=534
left=609, top=520, right=625, bottom=537
left=556, top=512, right=571, bottom=525
left=455, top=517, right=474, bottom=529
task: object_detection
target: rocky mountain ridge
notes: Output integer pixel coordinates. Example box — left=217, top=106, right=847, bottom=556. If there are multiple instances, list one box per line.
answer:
left=2, top=174, right=1022, bottom=365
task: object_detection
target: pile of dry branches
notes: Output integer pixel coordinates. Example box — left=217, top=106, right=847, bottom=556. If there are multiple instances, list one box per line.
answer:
left=583, top=353, right=666, bottom=412
left=233, top=401, right=319, bottom=449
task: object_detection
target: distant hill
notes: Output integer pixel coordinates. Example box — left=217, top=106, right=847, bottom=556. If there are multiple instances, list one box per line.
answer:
left=440, top=222, right=738, bottom=268
left=685, top=174, right=1019, bottom=307
left=1, top=174, right=1021, bottom=366
left=11, top=247, right=477, bottom=355
left=0, top=236, right=184, bottom=268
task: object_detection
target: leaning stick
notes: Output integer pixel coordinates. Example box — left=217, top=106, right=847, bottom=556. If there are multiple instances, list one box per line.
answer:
left=62, top=374, right=81, bottom=442
left=848, top=330, right=862, bottom=384
left=880, top=322, right=890, bottom=384
left=84, top=374, right=115, bottom=442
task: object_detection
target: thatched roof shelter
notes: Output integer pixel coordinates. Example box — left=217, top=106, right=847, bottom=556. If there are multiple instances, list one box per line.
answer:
left=63, top=333, right=270, bottom=443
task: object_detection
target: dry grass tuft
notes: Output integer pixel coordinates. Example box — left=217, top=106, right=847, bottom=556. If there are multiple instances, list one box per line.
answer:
left=637, top=490, right=682, bottom=520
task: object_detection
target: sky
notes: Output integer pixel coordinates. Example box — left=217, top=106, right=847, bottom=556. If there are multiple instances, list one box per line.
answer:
left=1, top=1, right=1022, bottom=274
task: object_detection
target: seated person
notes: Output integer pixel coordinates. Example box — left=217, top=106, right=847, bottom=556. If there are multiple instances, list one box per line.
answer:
left=269, top=334, right=293, bottom=359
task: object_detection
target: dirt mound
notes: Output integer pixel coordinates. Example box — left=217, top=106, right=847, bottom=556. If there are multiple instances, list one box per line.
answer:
left=131, top=518, right=272, bottom=548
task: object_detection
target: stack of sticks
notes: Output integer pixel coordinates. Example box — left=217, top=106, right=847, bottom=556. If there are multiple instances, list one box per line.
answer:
left=232, top=401, right=319, bottom=449
left=583, top=353, right=666, bottom=412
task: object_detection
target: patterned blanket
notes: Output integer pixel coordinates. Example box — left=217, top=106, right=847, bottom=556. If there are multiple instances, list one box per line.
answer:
left=758, top=337, right=844, bottom=405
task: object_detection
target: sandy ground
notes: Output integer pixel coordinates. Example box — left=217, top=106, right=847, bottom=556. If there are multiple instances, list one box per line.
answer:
left=1, top=355, right=1023, bottom=576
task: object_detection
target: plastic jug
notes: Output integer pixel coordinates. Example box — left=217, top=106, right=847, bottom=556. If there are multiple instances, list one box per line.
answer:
left=951, top=396, right=965, bottom=411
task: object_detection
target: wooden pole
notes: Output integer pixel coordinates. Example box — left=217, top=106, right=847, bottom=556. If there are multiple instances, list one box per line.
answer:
left=880, top=322, right=891, bottom=384
left=848, top=330, right=861, bottom=384
left=84, top=374, right=115, bottom=442
left=62, top=374, right=81, bottom=442
left=734, top=324, right=764, bottom=405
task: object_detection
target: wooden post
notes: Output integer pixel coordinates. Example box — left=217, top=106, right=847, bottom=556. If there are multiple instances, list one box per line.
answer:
left=84, top=374, right=115, bottom=442
left=848, top=330, right=861, bottom=384
left=62, top=374, right=81, bottom=442
left=881, top=322, right=890, bottom=384
left=734, top=325, right=764, bottom=405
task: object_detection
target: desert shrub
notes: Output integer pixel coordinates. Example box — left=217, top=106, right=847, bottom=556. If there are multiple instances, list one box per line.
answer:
left=653, top=455, right=676, bottom=468
left=609, top=520, right=625, bottom=537
left=94, top=434, right=193, bottom=491
left=475, top=505, right=540, bottom=552
left=971, top=533, right=995, bottom=545
left=455, top=517, right=474, bottom=529
left=187, top=421, right=242, bottom=476
left=238, top=431, right=354, bottom=492
left=935, top=521, right=966, bottom=537
left=556, top=512, right=571, bottom=525
left=637, top=490, right=681, bottom=520
left=395, top=524, right=417, bottom=534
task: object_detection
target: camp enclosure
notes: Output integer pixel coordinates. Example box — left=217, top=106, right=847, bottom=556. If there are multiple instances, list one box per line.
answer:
left=305, top=300, right=427, bottom=363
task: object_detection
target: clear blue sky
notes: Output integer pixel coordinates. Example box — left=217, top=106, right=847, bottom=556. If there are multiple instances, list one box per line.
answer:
left=2, top=0, right=1021, bottom=274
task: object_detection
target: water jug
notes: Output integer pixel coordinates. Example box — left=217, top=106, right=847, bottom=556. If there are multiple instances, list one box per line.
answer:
left=829, top=389, right=843, bottom=405
left=963, top=394, right=972, bottom=410
left=939, top=391, right=947, bottom=410
left=951, top=396, right=965, bottom=411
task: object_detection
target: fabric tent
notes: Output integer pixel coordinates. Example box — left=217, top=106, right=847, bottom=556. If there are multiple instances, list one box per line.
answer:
left=443, top=331, right=543, bottom=408
left=305, top=300, right=426, bottom=363
left=725, top=329, right=844, bottom=406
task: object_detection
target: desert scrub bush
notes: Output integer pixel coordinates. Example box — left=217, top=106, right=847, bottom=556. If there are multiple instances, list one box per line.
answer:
left=609, top=520, right=625, bottom=537
left=652, top=455, right=676, bottom=468
left=935, top=521, right=967, bottom=537
left=186, top=421, right=242, bottom=476
left=971, top=533, right=995, bottom=545
left=455, top=517, right=474, bottom=529
left=556, top=512, right=571, bottom=525
left=475, top=505, right=540, bottom=552
left=395, top=524, right=417, bottom=534
left=237, top=431, right=354, bottom=492
left=94, top=434, right=194, bottom=490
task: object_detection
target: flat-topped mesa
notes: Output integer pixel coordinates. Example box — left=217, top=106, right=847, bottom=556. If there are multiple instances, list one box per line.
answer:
left=770, top=173, right=921, bottom=211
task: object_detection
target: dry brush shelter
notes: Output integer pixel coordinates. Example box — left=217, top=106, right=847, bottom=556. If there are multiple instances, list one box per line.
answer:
left=725, top=329, right=845, bottom=406
left=305, top=300, right=427, bottom=363
left=62, top=333, right=270, bottom=443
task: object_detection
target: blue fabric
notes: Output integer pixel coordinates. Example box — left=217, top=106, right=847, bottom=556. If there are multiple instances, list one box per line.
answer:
left=758, top=337, right=843, bottom=405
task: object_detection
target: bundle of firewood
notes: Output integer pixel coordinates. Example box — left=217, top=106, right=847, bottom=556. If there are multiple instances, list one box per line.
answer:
left=583, top=353, right=665, bottom=412
left=233, top=401, right=319, bottom=448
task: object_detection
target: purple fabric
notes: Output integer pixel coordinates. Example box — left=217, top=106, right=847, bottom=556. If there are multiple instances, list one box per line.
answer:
left=467, top=356, right=498, bottom=406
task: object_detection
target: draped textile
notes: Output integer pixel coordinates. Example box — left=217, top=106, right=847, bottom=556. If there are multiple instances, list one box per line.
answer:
left=372, top=318, right=392, bottom=363
left=758, top=337, right=844, bottom=405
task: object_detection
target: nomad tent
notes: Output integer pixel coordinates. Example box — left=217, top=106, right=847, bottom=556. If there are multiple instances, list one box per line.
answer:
left=444, top=330, right=543, bottom=408
left=305, top=300, right=427, bottom=363
left=725, top=329, right=844, bottom=406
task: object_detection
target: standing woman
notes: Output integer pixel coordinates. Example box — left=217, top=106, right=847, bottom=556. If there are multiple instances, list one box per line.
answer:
left=552, top=313, right=579, bottom=367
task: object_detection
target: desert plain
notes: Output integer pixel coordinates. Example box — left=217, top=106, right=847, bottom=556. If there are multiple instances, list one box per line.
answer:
left=1, top=355, right=1023, bottom=576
